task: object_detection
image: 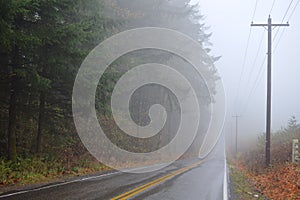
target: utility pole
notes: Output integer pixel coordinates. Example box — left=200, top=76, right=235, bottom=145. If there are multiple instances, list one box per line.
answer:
left=232, top=115, right=240, bottom=154
left=251, top=15, right=289, bottom=167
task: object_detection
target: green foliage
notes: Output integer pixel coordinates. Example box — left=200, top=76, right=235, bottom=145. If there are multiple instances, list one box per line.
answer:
left=0, top=0, right=119, bottom=160
left=0, top=0, right=219, bottom=186
left=0, top=156, right=109, bottom=185
left=0, top=160, right=12, bottom=184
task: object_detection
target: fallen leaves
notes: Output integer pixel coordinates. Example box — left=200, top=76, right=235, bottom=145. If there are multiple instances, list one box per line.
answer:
left=253, top=163, right=300, bottom=200
left=235, top=160, right=300, bottom=200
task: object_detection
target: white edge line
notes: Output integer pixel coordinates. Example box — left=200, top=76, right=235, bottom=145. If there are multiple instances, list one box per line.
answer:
left=0, top=159, right=200, bottom=198
left=0, top=171, right=120, bottom=198
left=223, top=132, right=228, bottom=200
left=223, top=160, right=228, bottom=200
left=0, top=160, right=186, bottom=198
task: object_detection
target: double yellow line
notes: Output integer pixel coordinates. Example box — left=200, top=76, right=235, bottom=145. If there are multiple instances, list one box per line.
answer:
left=111, top=160, right=204, bottom=200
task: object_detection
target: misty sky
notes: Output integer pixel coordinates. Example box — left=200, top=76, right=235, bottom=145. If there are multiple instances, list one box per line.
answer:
left=191, top=0, right=300, bottom=142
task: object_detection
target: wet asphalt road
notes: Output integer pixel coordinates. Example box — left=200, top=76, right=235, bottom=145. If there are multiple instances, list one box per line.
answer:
left=0, top=137, right=226, bottom=200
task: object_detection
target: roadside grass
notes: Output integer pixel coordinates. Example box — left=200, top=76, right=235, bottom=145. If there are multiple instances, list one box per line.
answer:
left=229, top=162, right=268, bottom=200
left=0, top=157, right=111, bottom=192
left=0, top=154, right=198, bottom=193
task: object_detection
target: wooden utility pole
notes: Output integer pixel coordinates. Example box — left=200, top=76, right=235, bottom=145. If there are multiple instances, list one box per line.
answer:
left=232, top=115, right=240, bottom=154
left=251, top=15, right=289, bottom=167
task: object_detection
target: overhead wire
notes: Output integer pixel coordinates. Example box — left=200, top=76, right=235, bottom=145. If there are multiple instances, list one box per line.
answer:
left=269, top=0, right=276, bottom=14
left=241, top=56, right=266, bottom=115
left=273, top=0, right=300, bottom=53
left=273, top=29, right=286, bottom=54
left=273, top=0, right=294, bottom=41
left=281, top=0, right=294, bottom=22
left=288, top=0, right=300, bottom=21
left=234, top=29, right=252, bottom=109
left=251, top=0, right=259, bottom=20
left=243, top=30, right=265, bottom=91
left=239, top=0, right=278, bottom=115
left=234, top=0, right=259, bottom=113
left=241, top=0, right=297, bottom=115
left=241, top=29, right=266, bottom=114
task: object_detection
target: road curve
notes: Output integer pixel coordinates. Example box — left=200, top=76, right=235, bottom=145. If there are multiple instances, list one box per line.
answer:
left=0, top=136, right=226, bottom=200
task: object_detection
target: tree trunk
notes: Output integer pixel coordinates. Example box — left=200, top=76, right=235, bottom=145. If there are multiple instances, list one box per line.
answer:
left=8, top=84, right=17, bottom=161
left=36, top=92, right=45, bottom=153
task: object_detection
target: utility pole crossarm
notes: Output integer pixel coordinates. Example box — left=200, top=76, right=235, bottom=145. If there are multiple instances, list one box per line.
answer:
left=251, top=23, right=289, bottom=27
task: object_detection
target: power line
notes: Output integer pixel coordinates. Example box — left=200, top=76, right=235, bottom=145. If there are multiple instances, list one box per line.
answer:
left=269, top=0, right=276, bottom=14
left=273, top=28, right=286, bottom=54
left=239, top=31, right=265, bottom=114
left=272, top=0, right=299, bottom=53
left=273, top=0, right=300, bottom=53
left=234, top=0, right=259, bottom=112
left=242, top=0, right=295, bottom=113
left=234, top=28, right=252, bottom=110
left=240, top=32, right=265, bottom=114
left=288, top=0, right=300, bottom=21
left=243, top=29, right=265, bottom=95
left=239, top=0, right=291, bottom=115
left=242, top=0, right=297, bottom=112
left=252, top=0, right=259, bottom=21
left=273, top=0, right=294, bottom=41
left=282, top=0, right=295, bottom=22
left=238, top=0, right=280, bottom=115
left=240, top=56, right=266, bottom=115
left=240, top=0, right=297, bottom=116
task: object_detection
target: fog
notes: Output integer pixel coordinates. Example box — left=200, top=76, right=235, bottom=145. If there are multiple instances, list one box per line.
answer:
left=191, top=0, right=300, bottom=145
left=1, top=1, right=299, bottom=197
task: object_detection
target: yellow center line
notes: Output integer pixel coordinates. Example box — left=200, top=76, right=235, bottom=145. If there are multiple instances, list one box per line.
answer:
left=111, top=160, right=205, bottom=200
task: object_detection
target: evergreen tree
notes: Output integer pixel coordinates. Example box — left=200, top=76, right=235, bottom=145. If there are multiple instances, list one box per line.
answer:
left=0, top=0, right=119, bottom=160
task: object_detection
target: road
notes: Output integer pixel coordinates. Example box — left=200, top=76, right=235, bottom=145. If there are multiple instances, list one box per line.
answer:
left=0, top=137, right=227, bottom=200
